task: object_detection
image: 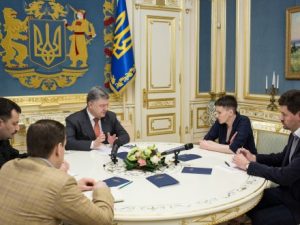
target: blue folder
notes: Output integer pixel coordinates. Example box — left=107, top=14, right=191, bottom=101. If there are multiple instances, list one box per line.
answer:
left=103, top=176, right=130, bottom=187
left=182, top=167, right=212, bottom=175
left=177, top=154, right=201, bottom=161
left=117, top=152, right=128, bottom=159
left=146, top=173, right=179, bottom=188
left=122, top=144, right=137, bottom=149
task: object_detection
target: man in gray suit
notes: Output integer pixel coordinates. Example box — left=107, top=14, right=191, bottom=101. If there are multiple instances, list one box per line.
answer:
left=66, top=86, right=130, bottom=150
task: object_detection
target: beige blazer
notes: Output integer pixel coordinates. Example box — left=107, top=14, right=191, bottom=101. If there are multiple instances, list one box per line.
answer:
left=0, top=157, right=114, bottom=225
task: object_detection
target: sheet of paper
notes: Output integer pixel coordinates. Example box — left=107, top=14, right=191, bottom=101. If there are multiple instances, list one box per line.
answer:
left=214, top=161, right=244, bottom=173
left=84, top=188, right=124, bottom=203
left=110, top=187, right=124, bottom=203
left=118, top=145, right=135, bottom=152
left=96, top=144, right=112, bottom=154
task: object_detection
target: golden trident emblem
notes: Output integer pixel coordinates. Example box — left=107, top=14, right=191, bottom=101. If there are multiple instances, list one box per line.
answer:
left=33, top=22, right=62, bottom=65
left=113, top=11, right=133, bottom=59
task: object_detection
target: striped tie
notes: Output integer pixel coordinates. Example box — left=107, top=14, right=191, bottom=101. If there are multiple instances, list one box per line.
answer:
left=289, top=135, right=299, bottom=163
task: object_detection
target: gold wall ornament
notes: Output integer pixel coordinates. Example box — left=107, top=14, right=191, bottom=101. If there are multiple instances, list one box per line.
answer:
left=0, top=1, right=97, bottom=91
left=1, top=8, right=29, bottom=68
left=33, top=22, right=62, bottom=66
left=156, top=0, right=166, bottom=6
left=147, top=98, right=176, bottom=109
left=197, top=107, right=209, bottom=129
left=66, top=8, right=96, bottom=68
left=147, top=113, right=176, bottom=136
left=10, top=94, right=86, bottom=107
left=28, top=18, right=67, bottom=70
left=5, top=67, right=88, bottom=91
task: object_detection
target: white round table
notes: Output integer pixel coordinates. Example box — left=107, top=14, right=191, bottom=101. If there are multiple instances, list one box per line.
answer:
left=65, top=143, right=267, bottom=225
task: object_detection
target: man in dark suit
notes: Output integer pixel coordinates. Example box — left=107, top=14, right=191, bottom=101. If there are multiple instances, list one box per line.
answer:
left=66, top=86, right=130, bottom=150
left=233, top=89, right=300, bottom=225
left=0, top=97, right=27, bottom=168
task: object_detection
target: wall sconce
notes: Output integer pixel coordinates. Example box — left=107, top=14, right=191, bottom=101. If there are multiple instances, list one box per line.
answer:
left=185, top=0, right=192, bottom=14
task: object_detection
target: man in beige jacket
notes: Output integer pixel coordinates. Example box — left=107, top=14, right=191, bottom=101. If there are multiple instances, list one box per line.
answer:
left=0, top=119, right=114, bottom=225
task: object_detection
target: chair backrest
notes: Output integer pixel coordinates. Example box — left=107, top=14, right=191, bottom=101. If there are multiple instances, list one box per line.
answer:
left=252, top=121, right=290, bottom=154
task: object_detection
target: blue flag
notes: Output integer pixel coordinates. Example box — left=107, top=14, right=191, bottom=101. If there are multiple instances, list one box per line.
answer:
left=110, top=0, right=136, bottom=93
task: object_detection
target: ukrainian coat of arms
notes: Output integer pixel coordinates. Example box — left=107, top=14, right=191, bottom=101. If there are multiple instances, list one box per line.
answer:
left=0, top=0, right=97, bottom=90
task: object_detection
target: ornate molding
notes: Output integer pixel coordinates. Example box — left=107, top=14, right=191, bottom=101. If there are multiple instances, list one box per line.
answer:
left=135, top=0, right=181, bottom=8
left=181, top=194, right=262, bottom=225
left=9, top=93, right=122, bottom=108
left=239, top=106, right=280, bottom=123
left=147, top=113, right=176, bottom=136
left=147, top=98, right=176, bottom=109
left=113, top=176, right=267, bottom=218
left=135, top=0, right=182, bottom=11
left=197, top=107, right=209, bottom=129
left=10, top=94, right=86, bottom=107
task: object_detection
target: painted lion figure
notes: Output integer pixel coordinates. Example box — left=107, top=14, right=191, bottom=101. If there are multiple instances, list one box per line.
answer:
left=1, top=8, right=29, bottom=68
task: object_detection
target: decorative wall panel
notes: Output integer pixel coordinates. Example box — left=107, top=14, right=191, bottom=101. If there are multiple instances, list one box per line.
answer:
left=147, top=113, right=176, bottom=136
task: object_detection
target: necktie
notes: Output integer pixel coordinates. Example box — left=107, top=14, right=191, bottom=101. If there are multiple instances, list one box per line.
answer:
left=289, top=135, right=299, bottom=163
left=93, top=118, right=100, bottom=137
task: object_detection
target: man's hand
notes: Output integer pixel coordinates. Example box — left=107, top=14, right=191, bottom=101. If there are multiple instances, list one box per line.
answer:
left=233, top=153, right=250, bottom=170
left=93, top=181, right=108, bottom=190
left=237, top=148, right=256, bottom=162
left=77, top=178, right=96, bottom=191
left=107, top=132, right=117, bottom=145
left=93, top=131, right=106, bottom=148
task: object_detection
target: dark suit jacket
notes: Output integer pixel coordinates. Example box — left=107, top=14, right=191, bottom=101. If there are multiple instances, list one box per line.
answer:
left=65, top=109, right=130, bottom=150
left=204, top=113, right=257, bottom=154
left=0, top=140, right=27, bottom=168
left=247, top=133, right=300, bottom=223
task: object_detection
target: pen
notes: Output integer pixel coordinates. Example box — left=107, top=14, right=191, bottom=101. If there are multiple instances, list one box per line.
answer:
left=225, top=161, right=230, bottom=167
left=118, top=181, right=133, bottom=189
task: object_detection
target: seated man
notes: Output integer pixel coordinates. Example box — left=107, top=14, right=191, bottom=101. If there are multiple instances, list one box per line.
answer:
left=0, top=97, right=27, bottom=168
left=233, top=89, right=300, bottom=225
left=66, top=86, right=130, bottom=150
left=199, top=95, right=257, bottom=154
left=0, top=119, right=114, bottom=225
